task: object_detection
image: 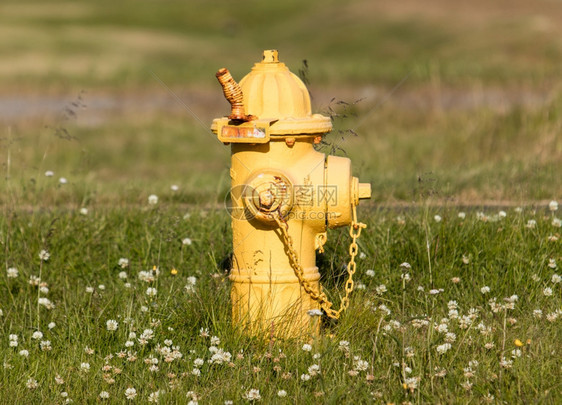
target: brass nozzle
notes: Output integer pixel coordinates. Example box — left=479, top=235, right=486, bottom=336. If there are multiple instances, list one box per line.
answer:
left=216, top=68, right=254, bottom=122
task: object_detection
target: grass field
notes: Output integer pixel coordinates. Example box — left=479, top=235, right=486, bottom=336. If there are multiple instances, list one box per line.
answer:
left=1, top=0, right=561, bottom=403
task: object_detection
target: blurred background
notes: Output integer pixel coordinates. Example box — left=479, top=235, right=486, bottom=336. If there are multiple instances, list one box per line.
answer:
left=1, top=0, right=560, bottom=207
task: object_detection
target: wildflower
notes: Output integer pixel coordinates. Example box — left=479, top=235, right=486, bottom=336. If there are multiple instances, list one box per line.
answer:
left=86, top=286, right=94, bottom=293
left=191, top=368, right=201, bottom=376
left=40, top=340, right=52, bottom=351
left=404, top=377, right=419, bottom=392
left=98, top=284, right=105, bottom=290
left=434, top=215, right=442, bottom=222
left=436, top=343, right=451, bottom=354
left=402, top=273, right=411, bottom=282
left=484, top=342, right=495, bottom=349
left=462, top=255, right=470, bottom=264
left=148, top=391, right=160, bottom=402
left=533, top=309, right=543, bottom=318
left=461, top=380, right=473, bottom=391
left=511, top=349, right=522, bottom=358
left=39, top=250, right=50, bottom=261
left=458, top=212, right=466, bottom=219
left=99, top=391, right=110, bottom=399
left=277, top=390, right=287, bottom=397
left=125, top=387, right=137, bottom=400
left=302, top=343, right=312, bottom=352
left=526, top=220, right=537, bottom=229
left=307, top=309, right=323, bottom=317
left=55, top=375, right=64, bottom=384
left=499, top=210, right=507, bottom=218
left=301, top=373, right=311, bottom=381
left=243, top=389, right=261, bottom=401
left=45, top=170, right=54, bottom=177
left=499, top=357, right=513, bottom=369
left=553, top=218, right=561, bottom=227
left=80, top=363, right=90, bottom=372
left=552, top=274, right=561, bottom=284
left=182, top=237, right=192, bottom=246
left=171, top=184, right=179, bottom=191
left=359, top=252, right=367, bottom=259
left=26, top=378, right=39, bottom=389
left=7, top=267, right=18, bottom=278
left=366, top=269, right=375, bottom=277
left=148, top=194, right=159, bottom=205
left=146, top=287, right=157, bottom=297
left=481, top=286, right=490, bottom=294
left=375, top=284, right=387, bottom=294
left=19, top=349, right=29, bottom=357
left=118, top=271, right=128, bottom=280
left=32, top=331, right=43, bottom=340
left=543, top=287, right=553, bottom=297
left=400, top=262, right=411, bottom=270
left=38, top=297, right=53, bottom=308
left=59, top=177, right=67, bottom=184
left=353, top=358, right=369, bottom=371
left=106, top=320, right=118, bottom=331
left=39, top=286, right=49, bottom=294
left=445, top=332, right=457, bottom=343
left=171, top=268, right=178, bottom=275
left=549, top=200, right=559, bottom=211
left=548, top=259, right=557, bottom=269
left=429, top=289, right=442, bottom=295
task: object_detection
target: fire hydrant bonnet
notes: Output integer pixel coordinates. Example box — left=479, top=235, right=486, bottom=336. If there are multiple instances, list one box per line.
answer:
left=214, top=50, right=332, bottom=136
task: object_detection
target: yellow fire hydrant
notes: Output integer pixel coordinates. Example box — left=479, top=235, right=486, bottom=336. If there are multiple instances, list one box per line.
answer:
left=211, top=50, right=371, bottom=338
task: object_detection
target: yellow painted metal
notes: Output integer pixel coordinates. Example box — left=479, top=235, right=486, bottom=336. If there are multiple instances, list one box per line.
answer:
left=211, top=50, right=371, bottom=338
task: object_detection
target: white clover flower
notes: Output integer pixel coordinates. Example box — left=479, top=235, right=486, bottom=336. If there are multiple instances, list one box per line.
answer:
left=277, top=390, right=287, bottom=397
left=548, top=259, right=557, bottom=269
left=302, top=343, right=312, bottom=352
left=210, top=336, right=221, bottom=346
left=80, top=362, right=90, bottom=372
left=45, top=170, right=54, bottom=177
left=148, top=194, right=158, bottom=205
left=243, top=389, right=261, bottom=401
left=19, top=349, right=29, bottom=357
left=40, top=340, right=52, bottom=351
left=118, top=271, right=128, bottom=280
left=434, top=215, right=442, bottom=222
left=39, top=250, right=50, bottom=261
left=429, top=289, right=442, bottom=295
left=106, top=320, right=118, bottom=331
left=125, top=387, right=137, bottom=400
left=171, top=184, right=179, bottom=192
left=38, top=297, right=54, bottom=309
left=552, top=218, right=561, bottom=227
left=146, top=287, right=157, bottom=297
left=86, top=286, right=94, bottom=293
left=400, top=262, right=411, bottom=270
left=118, top=258, right=129, bottom=268
left=499, top=210, right=507, bottom=218
left=375, top=284, right=387, bottom=294
left=481, top=286, right=490, bottom=294
left=32, top=331, right=43, bottom=340
left=552, top=274, right=561, bottom=284
left=59, top=177, right=67, bottom=184
left=356, top=282, right=366, bottom=290
left=187, top=276, right=197, bottom=285
left=353, top=358, right=369, bottom=371
left=99, top=391, right=110, bottom=399
left=48, top=322, right=56, bottom=330
left=458, top=212, right=466, bottom=219
left=526, top=220, right=537, bottom=229
left=26, top=378, right=39, bottom=389
left=436, top=343, right=452, bottom=354
left=543, top=287, right=553, bottom=297
left=308, top=364, right=321, bottom=376
left=182, top=237, right=192, bottom=246
left=366, top=269, right=375, bottom=277
left=7, top=267, right=18, bottom=278
left=549, top=200, right=559, bottom=211
left=402, top=273, right=411, bottom=282
left=191, top=368, right=201, bottom=376
left=98, top=284, right=105, bottom=290
left=307, top=309, right=323, bottom=317
left=300, top=373, right=311, bottom=381
left=79, top=207, right=88, bottom=215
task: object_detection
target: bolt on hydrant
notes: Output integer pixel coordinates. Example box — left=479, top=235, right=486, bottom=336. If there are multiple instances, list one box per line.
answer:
left=211, top=50, right=371, bottom=338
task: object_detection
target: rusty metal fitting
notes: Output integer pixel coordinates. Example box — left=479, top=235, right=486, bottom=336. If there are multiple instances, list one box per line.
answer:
left=216, top=68, right=255, bottom=122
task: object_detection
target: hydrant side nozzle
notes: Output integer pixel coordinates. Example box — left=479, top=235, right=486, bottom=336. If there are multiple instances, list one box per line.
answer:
left=215, top=68, right=255, bottom=122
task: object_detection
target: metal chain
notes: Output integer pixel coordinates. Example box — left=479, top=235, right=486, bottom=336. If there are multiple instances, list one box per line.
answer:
left=274, top=205, right=367, bottom=319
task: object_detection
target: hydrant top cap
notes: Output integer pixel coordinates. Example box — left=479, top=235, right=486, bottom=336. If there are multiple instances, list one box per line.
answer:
left=234, top=50, right=331, bottom=135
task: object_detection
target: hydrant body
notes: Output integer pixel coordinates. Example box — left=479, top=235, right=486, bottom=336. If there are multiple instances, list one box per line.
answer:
left=211, top=50, right=371, bottom=338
